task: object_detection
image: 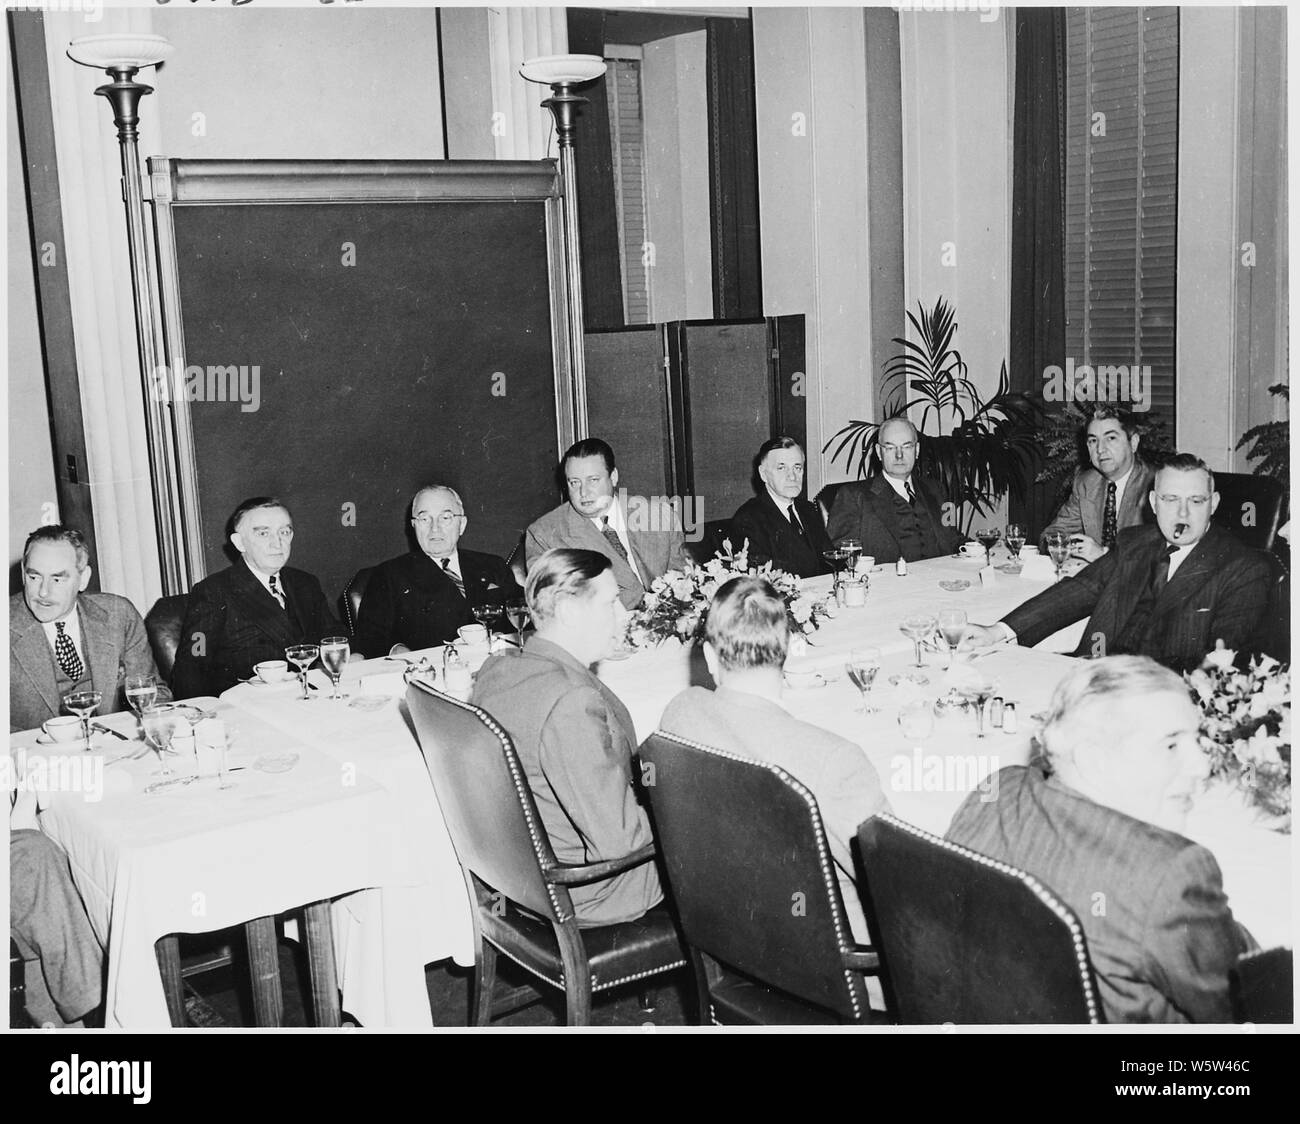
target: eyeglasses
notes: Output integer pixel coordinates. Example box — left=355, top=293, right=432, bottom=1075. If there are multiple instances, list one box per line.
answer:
left=880, top=443, right=917, bottom=455
left=412, top=512, right=464, bottom=528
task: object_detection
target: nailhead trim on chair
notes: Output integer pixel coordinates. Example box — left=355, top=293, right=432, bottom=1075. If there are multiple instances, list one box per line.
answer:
left=874, top=813, right=1102, bottom=1024
left=651, top=729, right=867, bottom=1022
left=487, top=937, right=686, bottom=994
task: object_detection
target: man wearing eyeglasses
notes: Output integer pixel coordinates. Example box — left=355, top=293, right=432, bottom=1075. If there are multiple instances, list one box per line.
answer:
left=826, top=417, right=964, bottom=564
left=353, top=484, right=521, bottom=656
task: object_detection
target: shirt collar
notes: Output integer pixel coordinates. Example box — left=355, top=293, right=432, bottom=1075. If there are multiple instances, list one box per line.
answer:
left=882, top=473, right=911, bottom=499
left=764, top=486, right=798, bottom=514
left=592, top=499, right=625, bottom=534
left=41, top=603, right=83, bottom=650
left=243, top=557, right=281, bottom=595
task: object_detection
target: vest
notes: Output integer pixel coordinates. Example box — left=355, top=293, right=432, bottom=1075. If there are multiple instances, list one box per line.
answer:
left=887, top=489, right=944, bottom=562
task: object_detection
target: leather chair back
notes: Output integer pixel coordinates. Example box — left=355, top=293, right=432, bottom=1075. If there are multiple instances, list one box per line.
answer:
left=641, top=731, right=872, bottom=1022
left=505, top=534, right=527, bottom=586
left=406, top=679, right=570, bottom=923
left=342, top=567, right=373, bottom=636
left=1230, top=947, right=1293, bottom=1023
left=857, top=815, right=1102, bottom=1023
left=815, top=482, right=845, bottom=525
left=1210, top=471, right=1284, bottom=551
left=685, top=519, right=735, bottom=565
left=144, top=594, right=189, bottom=686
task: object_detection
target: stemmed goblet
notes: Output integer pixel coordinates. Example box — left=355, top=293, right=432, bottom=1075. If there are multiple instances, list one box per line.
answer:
left=472, top=602, right=502, bottom=635
left=62, top=690, right=102, bottom=752
left=975, top=527, right=1001, bottom=567
left=1043, top=530, right=1070, bottom=583
left=505, top=600, right=530, bottom=648
left=319, top=636, right=351, bottom=701
left=847, top=647, right=882, bottom=714
left=937, top=608, right=968, bottom=668
left=141, top=704, right=179, bottom=776
left=899, top=613, right=938, bottom=669
left=1004, top=524, right=1026, bottom=568
left=286, top=644, right=320, bottom=701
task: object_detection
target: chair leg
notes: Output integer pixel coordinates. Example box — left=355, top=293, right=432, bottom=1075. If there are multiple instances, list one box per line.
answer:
left=555, top=924, right=592, bottom=1026
left=302, top=901, right=341, bottom=1027
left=690, top=950, right=713, bottom=1025
left=637, top=987, right=658, bottom=1012
left=471, top=941, right=497, bottom=1027
left=243, top=916, right=283, bottom=1027
left=154, top=935, right=187, bottom=1027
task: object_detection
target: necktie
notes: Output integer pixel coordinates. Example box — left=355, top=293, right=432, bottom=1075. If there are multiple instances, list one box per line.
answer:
left=268, top=573, right=286, bottom=609
left=441, top=558, right=466, bottom=597
left=904, top=480, right=917, bottom=506
left=1102, top=482, right=1118, bottom=549
left=54, top=621, right=84, bottom=682
left=787, top=504, right=807, bottom=541
left=601, top=516, right=630, bottom=564
left=1151, top=544, right=1177, bottom=595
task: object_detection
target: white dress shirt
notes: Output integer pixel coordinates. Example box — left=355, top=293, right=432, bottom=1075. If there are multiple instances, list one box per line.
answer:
left=591, top=501, right=643, bottom=583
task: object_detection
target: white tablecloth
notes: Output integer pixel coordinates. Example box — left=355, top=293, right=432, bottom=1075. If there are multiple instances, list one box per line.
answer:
left=10, top=702, right=431, bottom=1028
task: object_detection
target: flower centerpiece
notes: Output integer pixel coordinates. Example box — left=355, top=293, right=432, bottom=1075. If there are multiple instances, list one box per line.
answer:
left=1185, top=645, right=1291, bottom=828
left=628, top=539, right=827, bottom=650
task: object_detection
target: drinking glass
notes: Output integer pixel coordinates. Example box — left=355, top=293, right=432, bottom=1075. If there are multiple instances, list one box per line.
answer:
left=846, top=647, right=882, bottom=714
left=1004, top=524, right=1026, bottom=566
left=125, top=674, right=157, bottom=722
left=937, top=608, right=968, bottom=666
left=443, top=643, right=472, bottom=697
left=837, top=537, right=862, bottom=574
left=899, top=613, right=938, bottom=669
left=141, top=704, right=178, bottom=776
left=505, top=600, right=530, bottom=648
left=285, top=643, right=319, bottom=701
left=1043, top=530, right=1070, bottom=582
left=975, top=527, right=1001, bottom=567
left=961, top=684, right=998, bottom=738
left=472, top=602, right=501, bottom=634
left=62, top=690, right=102, bottom=752
left=319, top=636, right=350, bottom=700
left=898, top=700, right=935, bottom=742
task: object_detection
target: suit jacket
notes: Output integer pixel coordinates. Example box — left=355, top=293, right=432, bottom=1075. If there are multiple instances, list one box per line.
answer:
left=947, top=765, right=1249, bottom=1023
left=10, top=592, right=170, bottom=732
left=826, top=475, right=963, bottom=564
left=659, top=685, right=891, bottom=945
left=1043, top=460, right=1156, bottom=545
left=731, top=491, right=832, bottom=578
left=1004, top=525, right=1273, bottom=671
left=525, top=496, right=690, bottom=609
left=352, top=548, right=520, bottom=657
left=471, top=636, right=662, bottom=926
left=171, top=561, right=343, bottom=699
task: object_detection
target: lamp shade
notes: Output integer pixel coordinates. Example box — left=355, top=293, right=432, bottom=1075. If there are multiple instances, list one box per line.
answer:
left=519, top=54, right=607, bottom=86
left=67, top=33, right=173, bottom=70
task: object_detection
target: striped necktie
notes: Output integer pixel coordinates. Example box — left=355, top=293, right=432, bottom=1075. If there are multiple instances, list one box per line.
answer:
left=904, top=480, right=917, bottom=506
left=442, top=558, right=465, bottom=597
left=54, top=621, right=84, bottom=682
left=268, top=573, right=286, bottom=609
left=601, top=516, right=630, bottom=564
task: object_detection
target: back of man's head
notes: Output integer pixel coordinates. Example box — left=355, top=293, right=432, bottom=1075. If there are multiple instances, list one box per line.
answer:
left=704, top=576, right=789, bottom=674
left=526, top=547, right=612, bottom=624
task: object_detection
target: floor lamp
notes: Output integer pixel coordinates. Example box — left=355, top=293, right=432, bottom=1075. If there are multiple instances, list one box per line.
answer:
left=520, top=54, right=607, bottom=444
left=66, top=33, right=187, bottom=594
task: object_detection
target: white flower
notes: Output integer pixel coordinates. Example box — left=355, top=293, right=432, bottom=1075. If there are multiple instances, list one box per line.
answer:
left=1235, top=728, right=1283, bottom=768
left=671, top=578, right=695, bottom=602
left=701, top=580, right=719, bottom=600
left=789, top=596, right=812, bottom=624
left=642, top=593, right=658, bottom=612
left=1204, top=644, right=1237, bottom=671
left=1187, top=669, right=1214, bottom=701
left=789, top=635, right=808, bottom=658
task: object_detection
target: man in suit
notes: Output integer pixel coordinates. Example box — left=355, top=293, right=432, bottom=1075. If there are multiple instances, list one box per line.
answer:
left=947, top=656, right=1252, bottom=1023
left=826, top=417, right=964, bottom=564
left=660, top=575, right=891, bottom=949
left=525, top=438, right=689, bottom=610
left=961, top=455, right=1273, bottom=672
left=172, top=497, right=345, bottom=697
left=10, top=525, right=170, bottom=732
left=353, top=484, right=521, bottom=656
left=472, top=549, right=662, bottom=926
left=730, top=436, right=832, bottom=577
left=1042, top=405, right=1156, bottom=564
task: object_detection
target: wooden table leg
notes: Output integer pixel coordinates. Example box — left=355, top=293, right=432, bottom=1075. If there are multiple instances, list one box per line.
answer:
left=302, top=900, right=341, bottom=1027
left=243, top=916, right=283, bottom=1027
left=154, top=935, right=187, bottom=1027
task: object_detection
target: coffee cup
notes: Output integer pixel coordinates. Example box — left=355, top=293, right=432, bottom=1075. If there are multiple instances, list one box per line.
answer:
left=783, top=669, right=823, bottom=690
left=855, top=555, right=876, bottom=575
left=958, top=541, right=982, bottom=559
left=254, top=659, right=290, bottom=684
left=457, top=623, right=488, bottom=646
left=42, top=716, right=83, bottom=743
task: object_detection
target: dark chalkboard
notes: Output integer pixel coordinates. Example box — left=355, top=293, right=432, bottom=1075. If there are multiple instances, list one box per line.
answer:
left=151, top=160, right=568, bottom=603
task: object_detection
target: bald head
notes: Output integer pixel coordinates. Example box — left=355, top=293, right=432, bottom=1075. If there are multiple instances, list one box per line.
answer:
left=878, top=417, right=919, bottom=480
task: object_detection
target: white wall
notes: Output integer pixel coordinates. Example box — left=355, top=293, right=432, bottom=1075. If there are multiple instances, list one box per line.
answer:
left=642, top=31, right=711, bottom=323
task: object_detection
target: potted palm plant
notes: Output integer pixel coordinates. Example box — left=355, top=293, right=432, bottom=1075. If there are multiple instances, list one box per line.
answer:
left=824, top=297, right=1044, bottom=536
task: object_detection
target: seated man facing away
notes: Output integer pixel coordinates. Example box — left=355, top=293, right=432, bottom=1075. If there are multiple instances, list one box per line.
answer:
left=825, top=416, right=963, bottom=564
left=11, top=525, right=169, bottom=732
left=353, top=484, right=520, bottom=656
left=947, top=656, right=1253, bottom=1023
left=659, top=575, right=892, bottom=946
left=172, top=496, right=346, bottom=697
left=730, top=436, right=832, bottom=578
left=526, top=437, right=689, bottom=610
left=471, top=548, right=662, bottom=926
left=1041, top=404, right=1155, bottom=565
left=960, top=454, right=1273, bottom=672
left=11, top=792, right=104, bottom=1027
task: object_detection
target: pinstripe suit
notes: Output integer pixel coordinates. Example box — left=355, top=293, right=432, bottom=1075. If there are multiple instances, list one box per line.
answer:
left=947, top=766, right=1250, bottom=1023
left=1003, top=525, right=1273, bottom=671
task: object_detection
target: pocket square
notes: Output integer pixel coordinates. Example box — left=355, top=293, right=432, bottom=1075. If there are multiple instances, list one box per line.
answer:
left=1193, top=607, right=1211, bottom=613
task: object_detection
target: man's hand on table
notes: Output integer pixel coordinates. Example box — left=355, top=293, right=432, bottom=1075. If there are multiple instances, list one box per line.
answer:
left=958, top=622, right=1016, bottom=651
left=1067, top=534, right=1108, bottom=563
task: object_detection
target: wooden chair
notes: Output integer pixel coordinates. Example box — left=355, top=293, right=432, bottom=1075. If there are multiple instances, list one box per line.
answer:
left=144, top=595, right=189, bottom=686
left=1230, top=947, right=1293, bottom=1023
left=505, top=533, right=527, bottom=586
left=640, top=731, right=887, bottom=1025
left=406, top=680, right=689, bottom=1026
left=1211, top=471, right=1285, bottom=552
left=341, top=566, right=374, bottom=636
left=815, top=482, right=846, bottom=526
left=856, top=814, right=1103, bottom=1024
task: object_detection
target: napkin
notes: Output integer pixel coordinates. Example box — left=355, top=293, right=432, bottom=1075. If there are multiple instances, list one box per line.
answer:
left=360, top=670, right=407, bottom=697
left=1018, top=552, right=1057, bottom=582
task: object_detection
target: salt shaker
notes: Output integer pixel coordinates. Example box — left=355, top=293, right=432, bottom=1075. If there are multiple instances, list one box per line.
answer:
left=1002, top=702, right=1018, bottom=734
left=896, top=557, right=908, bottom=577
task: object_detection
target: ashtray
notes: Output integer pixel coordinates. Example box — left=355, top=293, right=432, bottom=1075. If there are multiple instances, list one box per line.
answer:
left=348, top=695, right=390, bottom=712
left=888, top=672, right=930, bottom=687
left=253, top=752, right=299, bottom=773
left=939, top=579, right=971, bottom=592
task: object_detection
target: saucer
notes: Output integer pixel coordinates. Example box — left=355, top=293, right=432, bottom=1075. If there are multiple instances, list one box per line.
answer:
left=938, top=579, right=971, bottom=592
left=348, top=695, right=390, bottom=712
left=254, top=752, right=299, bottom=773
left=783, top=673, right=827, bottom=690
